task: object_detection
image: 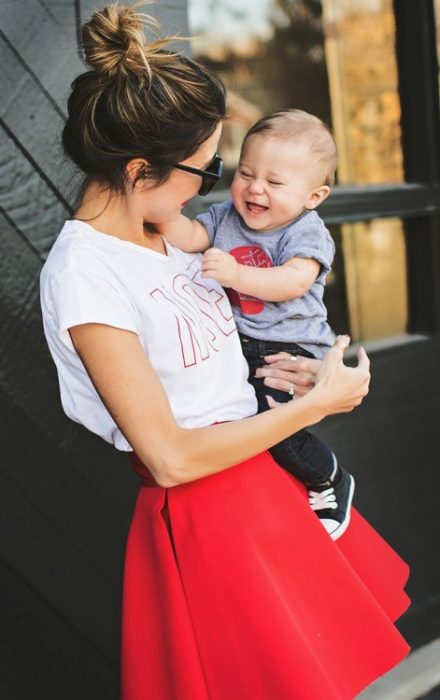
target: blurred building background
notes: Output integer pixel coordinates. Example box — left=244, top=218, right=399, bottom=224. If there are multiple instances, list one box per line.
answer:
left=188, top=0, right=440, bottom=343
left=0, top=1, right=439, bottom=698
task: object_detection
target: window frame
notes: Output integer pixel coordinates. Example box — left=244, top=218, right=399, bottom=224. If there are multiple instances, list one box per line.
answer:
left=392, top=0, right=440, bottom=333
left=201, top=0, right=440, bottom=334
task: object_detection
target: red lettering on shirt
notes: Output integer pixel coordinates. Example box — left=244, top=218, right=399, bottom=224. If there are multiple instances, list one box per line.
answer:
left=150, top=270, right=236, bottom=367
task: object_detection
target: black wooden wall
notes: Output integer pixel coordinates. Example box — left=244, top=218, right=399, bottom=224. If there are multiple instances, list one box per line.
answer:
left=1, top=2, right=439, bottom=699
left=0, top=2, right=188, bottom=699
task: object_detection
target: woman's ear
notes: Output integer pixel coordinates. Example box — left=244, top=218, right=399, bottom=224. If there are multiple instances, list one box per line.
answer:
left=305, top=185, right=331, bottom=210
left=125, top=158, right=149, bottom=186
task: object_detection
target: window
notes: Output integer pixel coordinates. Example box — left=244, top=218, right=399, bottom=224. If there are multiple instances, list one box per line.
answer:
left=188, top=0, right=411, bottom=342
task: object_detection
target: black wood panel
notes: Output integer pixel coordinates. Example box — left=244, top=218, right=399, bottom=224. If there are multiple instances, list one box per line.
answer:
left=0, top=560, right=119, bottom=700
left=0, top=3, right=190, bottom=697
left=313, top=336, right=440, bottom=649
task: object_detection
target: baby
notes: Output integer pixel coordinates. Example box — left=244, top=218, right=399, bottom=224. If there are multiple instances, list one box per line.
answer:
left=159, top=109, right=354, bottom=540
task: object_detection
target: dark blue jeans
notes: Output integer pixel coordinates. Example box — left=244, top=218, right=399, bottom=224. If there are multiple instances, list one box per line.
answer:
left=240, top=333, right=335, bottom=485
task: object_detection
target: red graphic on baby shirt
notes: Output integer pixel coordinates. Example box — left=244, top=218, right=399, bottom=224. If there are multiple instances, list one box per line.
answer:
left=227, top=246, right=273, bottom=314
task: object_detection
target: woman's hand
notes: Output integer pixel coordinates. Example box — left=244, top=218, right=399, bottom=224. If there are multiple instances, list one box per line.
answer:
left=313, top=338, right=370, bottom=416
left=255, top=353, right=321, bottom=399
left=256, top=335, right=370, bottom=416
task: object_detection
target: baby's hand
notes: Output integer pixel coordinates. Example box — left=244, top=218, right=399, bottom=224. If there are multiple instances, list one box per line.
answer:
left=202, top=248, right=238, bottom=287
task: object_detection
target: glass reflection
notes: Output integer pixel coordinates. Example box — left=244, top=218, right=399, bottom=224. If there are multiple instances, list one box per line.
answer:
left=189, top=1, right=332, bottom=171
left=188, top=0, right=408, bottom=342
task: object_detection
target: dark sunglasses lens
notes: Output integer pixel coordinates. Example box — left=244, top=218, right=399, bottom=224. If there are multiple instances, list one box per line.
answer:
left=199, top=155, right=224, bottom=196
left=207, top=155, right=224, bottom=177
left=199, top=176, right=216, bottom=197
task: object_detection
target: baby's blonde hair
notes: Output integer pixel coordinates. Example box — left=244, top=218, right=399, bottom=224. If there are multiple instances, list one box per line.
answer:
left=243, top=109, right=338, bottom=186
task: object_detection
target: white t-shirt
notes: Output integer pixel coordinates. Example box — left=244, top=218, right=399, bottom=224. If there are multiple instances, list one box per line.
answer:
left=40, top=220, right=257, bottom=451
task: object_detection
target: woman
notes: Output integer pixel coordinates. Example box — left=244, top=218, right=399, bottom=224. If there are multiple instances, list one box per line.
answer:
left=40, top=4, right=409, bottom=699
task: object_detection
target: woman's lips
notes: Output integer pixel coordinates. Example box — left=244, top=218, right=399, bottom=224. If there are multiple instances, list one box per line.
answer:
left=246, top=202, right=268, bottom=214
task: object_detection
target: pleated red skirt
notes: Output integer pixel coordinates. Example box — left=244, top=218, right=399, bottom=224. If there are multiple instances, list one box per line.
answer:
left=121, top=451, right=410, bottom=700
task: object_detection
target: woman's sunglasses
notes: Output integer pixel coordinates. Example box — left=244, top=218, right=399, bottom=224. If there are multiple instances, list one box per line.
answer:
left=174, top=153, right=224, bottom=196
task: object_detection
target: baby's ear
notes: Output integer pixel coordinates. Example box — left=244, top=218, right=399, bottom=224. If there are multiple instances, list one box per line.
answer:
left=306, top=185, right=331, bottom=210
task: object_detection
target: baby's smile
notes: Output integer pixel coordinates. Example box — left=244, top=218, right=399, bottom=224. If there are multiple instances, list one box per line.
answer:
left=246, top=202, right=269, bottom=214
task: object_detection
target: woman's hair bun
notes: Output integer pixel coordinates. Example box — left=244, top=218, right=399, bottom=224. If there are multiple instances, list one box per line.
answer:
left=63, top=2, right=226, bottom=193
left=82, top=2, right=167, bottom=78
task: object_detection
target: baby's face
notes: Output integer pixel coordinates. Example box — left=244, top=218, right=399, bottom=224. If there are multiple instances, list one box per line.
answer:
left=230, top=134, right=324, bottom=232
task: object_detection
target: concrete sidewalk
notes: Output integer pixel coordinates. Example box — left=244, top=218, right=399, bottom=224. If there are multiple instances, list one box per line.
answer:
left=358, top=639, right=440, bottom=699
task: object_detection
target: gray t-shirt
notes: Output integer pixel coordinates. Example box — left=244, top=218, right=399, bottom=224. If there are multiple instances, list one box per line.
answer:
left=196, top=200, right=335, bottom=358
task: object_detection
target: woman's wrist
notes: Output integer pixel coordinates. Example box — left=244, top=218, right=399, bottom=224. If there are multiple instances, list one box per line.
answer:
left=286, top=387, right=327, bottom=428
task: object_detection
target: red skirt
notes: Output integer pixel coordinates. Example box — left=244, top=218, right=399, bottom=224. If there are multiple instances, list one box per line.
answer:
left=121, top=451, right=410, bottom=700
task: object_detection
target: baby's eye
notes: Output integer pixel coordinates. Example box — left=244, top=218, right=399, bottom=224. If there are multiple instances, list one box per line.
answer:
left=268, top=180, right=283, bottom=186
left=239, top=170, right=252, bottom=178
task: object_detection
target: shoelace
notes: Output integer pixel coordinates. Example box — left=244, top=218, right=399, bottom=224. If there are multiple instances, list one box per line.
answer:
left=309, top=486, right=338, bottom=511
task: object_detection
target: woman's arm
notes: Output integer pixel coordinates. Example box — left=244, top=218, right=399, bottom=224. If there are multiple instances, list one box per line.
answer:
left=202, top=248, right=320, bottom=302
left=69, top=324, right=369, bottom=488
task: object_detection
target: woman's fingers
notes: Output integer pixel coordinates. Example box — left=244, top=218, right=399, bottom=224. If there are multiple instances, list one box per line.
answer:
left=262, top=352, right=320, bottom=373
left=318, top=335, right=350, bottom=374
left=256, top=352, right=321, bottom=396
left=333, top=334, right=351, bottom=352
left=256, top=372, right=314, bottom=398
left=259, top=354, right=321, bottom=377
left=350, top=347, right=371, bottom=395
left=265, top=395, right=283, bottom=409
left=262, top=351, right=296, bottom=363
left=311, top=338, right=372, bottom=416
left=256, top=366, right=314, bottom=387
left=357, top=346, right=370, bottom=371
left=261, top=377, right=307, bottom=397
left=257, top=370, right=312, bottom=390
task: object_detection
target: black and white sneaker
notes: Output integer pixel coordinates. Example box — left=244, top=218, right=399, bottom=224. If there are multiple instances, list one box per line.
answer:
left=307, top=465, right=355, bottom=541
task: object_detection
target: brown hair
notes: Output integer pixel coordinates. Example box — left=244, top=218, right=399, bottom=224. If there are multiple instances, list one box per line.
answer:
left=242, top=109, right=338, bottom=186
left=62, top=2, right=226, bottom=192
